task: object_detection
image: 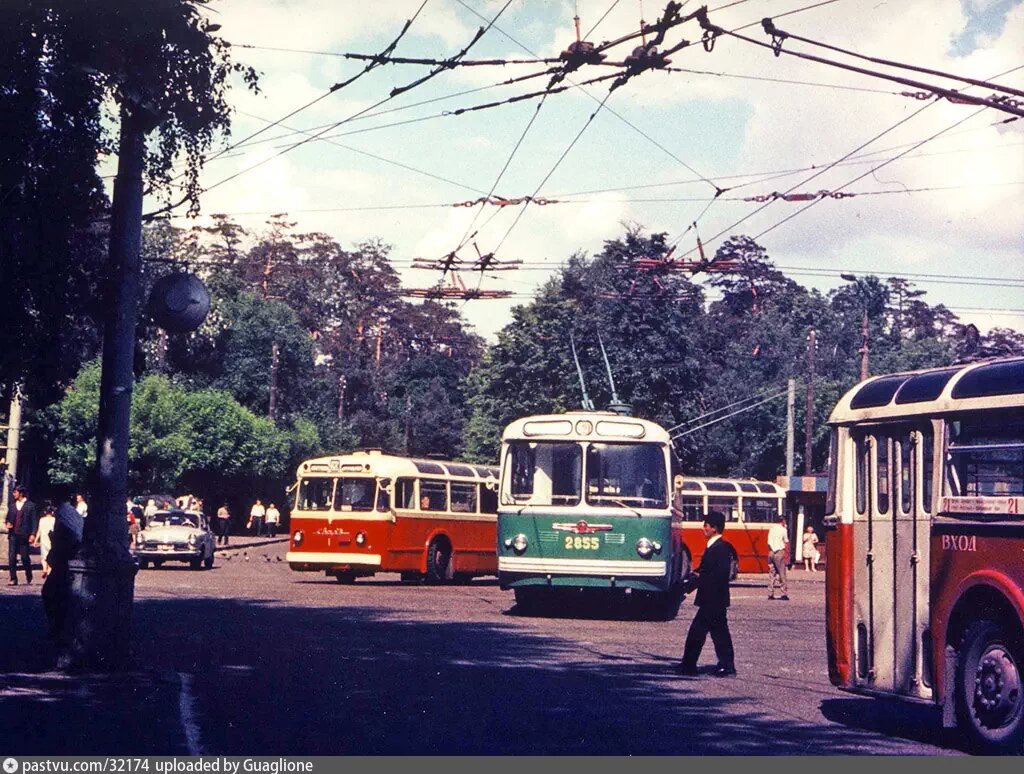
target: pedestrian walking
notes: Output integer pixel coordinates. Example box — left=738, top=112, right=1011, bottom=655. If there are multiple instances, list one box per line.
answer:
left=6, top=486, right=38, bottom=586
left=677, top=510, right=736, bottom=677
left=216, top=503, right=232, bottom=545
left=802, top=525, right=820, bottom=572
left=247, top=499, right=266, bottom=537
left=265, top=503, right=280, bottom=537
left=35, top=503, right=56, bottom=578
left=767, top=515, right=790, bottom=600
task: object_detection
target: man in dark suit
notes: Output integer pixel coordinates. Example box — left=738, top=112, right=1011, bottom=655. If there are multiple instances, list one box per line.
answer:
left=6, top=485, right=38, bottom=585
left=677, top=510, right=736, bottom=677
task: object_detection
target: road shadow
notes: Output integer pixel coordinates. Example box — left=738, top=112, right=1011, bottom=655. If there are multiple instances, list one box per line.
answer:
left=821, top=697, right=965, bottom=753
left=0, top=591, right=964, bottom=755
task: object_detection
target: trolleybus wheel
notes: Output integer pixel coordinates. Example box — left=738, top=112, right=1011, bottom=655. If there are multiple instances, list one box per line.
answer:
left=335, top=571, right=356, bottom=584
left=425, top=537, right=453, bottom=584
left=955, top=619, right=1024, bottom=754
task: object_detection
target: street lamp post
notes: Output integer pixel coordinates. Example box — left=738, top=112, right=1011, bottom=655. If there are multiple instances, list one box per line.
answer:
left=841, top=273, right=870, bottom=381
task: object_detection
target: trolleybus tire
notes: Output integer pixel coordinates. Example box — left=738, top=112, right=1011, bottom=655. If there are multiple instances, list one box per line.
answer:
left=425, top=537, right=453, bottom=584
left=954, top=619, right=1024, bottom=754
left=335, top=571, right=356, bottom=584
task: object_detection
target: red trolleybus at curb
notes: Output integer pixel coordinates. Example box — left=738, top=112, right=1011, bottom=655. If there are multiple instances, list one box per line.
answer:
left=824, top=357, right=1024, bottom=753
left=496, top=411, right=689, bottom=619
left=286, top=450, right=498, bottom=583
left=672, top=476, right=786, bottom=576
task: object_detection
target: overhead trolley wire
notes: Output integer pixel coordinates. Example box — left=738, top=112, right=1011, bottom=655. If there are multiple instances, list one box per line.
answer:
left=143, top=0, right=514, bottom=221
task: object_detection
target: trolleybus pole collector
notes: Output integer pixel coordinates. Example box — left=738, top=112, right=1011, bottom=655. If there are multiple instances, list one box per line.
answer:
left=824, top=356, right=1024, bottom=753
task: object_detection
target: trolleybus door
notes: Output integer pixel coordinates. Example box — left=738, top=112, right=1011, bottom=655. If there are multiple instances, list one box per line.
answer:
left=854, top=427, right=931, bottom=695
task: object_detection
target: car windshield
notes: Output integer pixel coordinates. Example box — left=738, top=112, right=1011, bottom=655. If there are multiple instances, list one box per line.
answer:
left=146, top=511, right=199, bottom=528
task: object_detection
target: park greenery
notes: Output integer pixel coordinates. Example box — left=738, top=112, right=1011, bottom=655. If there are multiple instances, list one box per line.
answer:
left=2, top=1, right=1022, bottom=515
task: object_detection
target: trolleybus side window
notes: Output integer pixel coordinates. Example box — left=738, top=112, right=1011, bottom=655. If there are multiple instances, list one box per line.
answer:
left=876, top=436, right=891, bottom=514
left=298, top=478, right=334, bottom=511
left=375, top=480, right=391, bottom=511
left=707, top=496, right=738, bottom=521
left=743, top=497, right=778, bottom=522
left=451, top=482, right=477, bottom=513
left=921, top=431, right=933, bottom=513
left=825, top=430, right=838, bottom=516
left=420, top=479, right=448, bottom=511
left=855, top=435, right=869, bottom=515
left=585, top=443, right=666, bottom=507
left=480, top=483, right=498, bottom=515
left=945, top=413, right=1024, bottom=499
left=334, top=478, right=375, bottom=512
left=899, top=432, right=913, bottom=514
left=396, top=478, right=416, bottom=510
left=676, top=496, right=704, bottom=521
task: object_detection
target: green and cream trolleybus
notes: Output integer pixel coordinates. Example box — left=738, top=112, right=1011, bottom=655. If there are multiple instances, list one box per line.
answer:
left=497, top=411, right=689, bottom=618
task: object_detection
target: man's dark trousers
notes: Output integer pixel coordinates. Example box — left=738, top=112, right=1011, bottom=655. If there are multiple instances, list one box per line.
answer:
left=8, top=534, right=32, bottom=583
left=681, top=604, right=734, bottom=670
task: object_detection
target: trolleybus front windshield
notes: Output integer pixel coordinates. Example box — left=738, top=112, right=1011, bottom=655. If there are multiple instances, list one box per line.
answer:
left=586, top=442, right=667, bottom=508
left=505, top=441, right=582, bottom=506
left=296, top=476, right=381, bottom=512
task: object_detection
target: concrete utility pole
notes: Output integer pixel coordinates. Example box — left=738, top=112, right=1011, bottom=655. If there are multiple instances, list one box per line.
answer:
left=1, top=386, right=22, bottom=522
left=64, top=103, right=157, bottom=670
left=859, top=306, right=870, bottom=381
left=786, top=378, right=795, bottom=478
left=804, top=329, right=816, bottom=475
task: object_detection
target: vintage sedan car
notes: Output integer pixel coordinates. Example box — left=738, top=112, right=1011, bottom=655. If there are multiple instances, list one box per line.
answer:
left=133, top=509, right=215, bottom=570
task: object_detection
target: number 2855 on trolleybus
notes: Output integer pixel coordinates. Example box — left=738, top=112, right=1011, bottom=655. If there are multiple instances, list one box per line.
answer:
left=824, top=357, right=1024, bottom=753
left=496, top=411, right=690, bottom=619
left=286, top=450, right=499, bottom=583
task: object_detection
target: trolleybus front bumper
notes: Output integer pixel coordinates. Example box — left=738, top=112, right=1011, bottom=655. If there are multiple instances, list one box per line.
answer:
left=286, top=551, right=382, bottom=572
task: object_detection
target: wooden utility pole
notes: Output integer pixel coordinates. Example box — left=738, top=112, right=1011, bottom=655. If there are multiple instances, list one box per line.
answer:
left=337, top=374, right=346, bottom=421
left=804, top=329, right=816, bottom=475
left=786, top=379, right=795, bottom=477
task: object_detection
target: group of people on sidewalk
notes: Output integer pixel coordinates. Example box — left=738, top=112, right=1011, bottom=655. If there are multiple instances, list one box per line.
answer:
left=210, top=499, right=284, bottom=546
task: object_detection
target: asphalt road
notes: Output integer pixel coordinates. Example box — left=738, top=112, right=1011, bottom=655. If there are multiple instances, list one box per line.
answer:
left=0, top=540, right=966, bottom=755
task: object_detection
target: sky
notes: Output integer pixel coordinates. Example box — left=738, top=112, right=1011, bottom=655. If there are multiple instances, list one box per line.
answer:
left=140, top=0, right=1024, bottom=341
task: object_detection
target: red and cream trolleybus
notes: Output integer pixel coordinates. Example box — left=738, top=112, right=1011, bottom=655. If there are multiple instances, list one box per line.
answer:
left=287, top=450, right=499, bottom=583
left=497, top=411, right=689, bottom=619
left=824, top=357, right=1024, bottom=753
left=672, top=476, right=786, bottom=575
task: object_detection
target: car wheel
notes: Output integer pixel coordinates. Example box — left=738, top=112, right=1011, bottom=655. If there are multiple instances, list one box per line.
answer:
left=955, top=619, right=1024, bottom=754
left=138, top=559, right=149, bottom=570
left=190, top=557, right=202, bottom=570
left=203, top=550, right=214, bottom=570
left=153, top=560, right=163, bottom=569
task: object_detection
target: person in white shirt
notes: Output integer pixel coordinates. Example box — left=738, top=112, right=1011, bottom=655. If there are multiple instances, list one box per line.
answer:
left=766, top=515, right=790, bottom=600
left=247, top=499, right=266, bottom=536
left=74, top=494, right=88, bottom=517
left=265, top=503, right=281, bottom=537
left=35, top=504, right=57, bottom=578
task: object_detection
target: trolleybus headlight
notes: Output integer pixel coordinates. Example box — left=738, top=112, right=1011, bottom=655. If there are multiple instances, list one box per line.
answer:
left=293, top=530, right=304, bottom=546
left=635, top=537, right=655, bottom=558
left=512, top=534, right=529, bottom=554
left=355, top=531, right=367, bottom=546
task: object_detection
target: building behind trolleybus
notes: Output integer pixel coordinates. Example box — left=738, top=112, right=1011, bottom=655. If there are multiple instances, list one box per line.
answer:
left=824, top=357, right=1024, bottom=753
left=497, top=411, right=689, bottom=619
left=287, top=450, right=498, bottom=583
